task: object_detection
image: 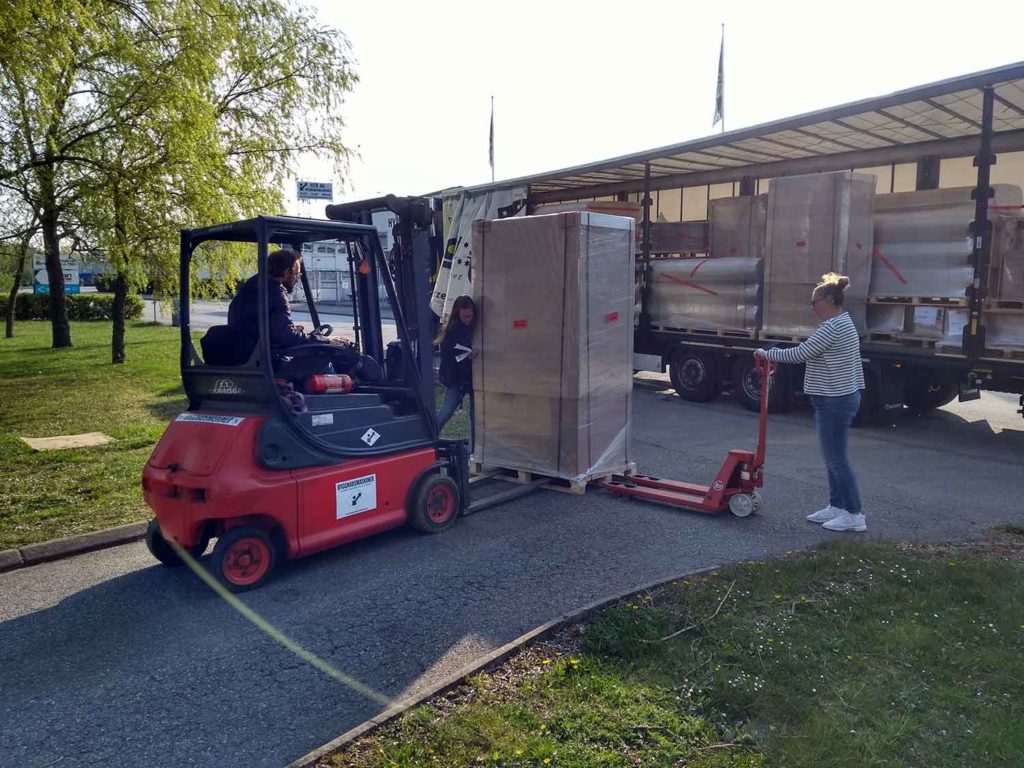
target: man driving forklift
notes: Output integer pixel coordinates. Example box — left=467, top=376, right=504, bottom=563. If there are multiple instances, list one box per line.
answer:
left=223, top=247, right=380, bottom=381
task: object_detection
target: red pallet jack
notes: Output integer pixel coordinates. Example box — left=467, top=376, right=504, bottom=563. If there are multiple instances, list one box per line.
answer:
left=600, top=357, right=777, bottom=517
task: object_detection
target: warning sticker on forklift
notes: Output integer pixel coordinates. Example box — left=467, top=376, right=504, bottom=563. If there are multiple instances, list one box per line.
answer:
left=312, top=413, right=334, bottom=427
left=175, top=413, right=245, bottom=427
left=361, top=428, right=381, bottom=446
left=336, top=474, right=377, bottom=518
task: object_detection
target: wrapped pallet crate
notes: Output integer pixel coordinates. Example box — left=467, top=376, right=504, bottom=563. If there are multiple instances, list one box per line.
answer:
left=470, top=212, right=635, bottom=487
left=762, top=172, right=875, bottom=337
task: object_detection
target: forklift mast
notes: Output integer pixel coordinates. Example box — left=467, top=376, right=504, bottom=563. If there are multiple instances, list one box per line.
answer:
left=325, top=195, right=439, bottom=411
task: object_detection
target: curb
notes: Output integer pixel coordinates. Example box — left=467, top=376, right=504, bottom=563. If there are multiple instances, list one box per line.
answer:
left=286, top=563, right=721, bottom=768
left=0, top=521, right=148, bottom=574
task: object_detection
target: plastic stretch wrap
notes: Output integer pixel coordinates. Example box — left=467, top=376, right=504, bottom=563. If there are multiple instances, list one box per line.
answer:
left=471, top=212, right=635, bottom=484
left=648, top=257, right=761, bottom=331
left=866, top=304, right=906, bottom=334
left=984, top=313, right=1024, bottom=349
left=933, top=309, right=1024, bottom=352
left=993, top=215, right=1024, bottom=301
left=905, top=306, right=957, bottom=340
left=762, top=172, right=874, bottom=337
left=872, top=185, right=1024, bottom=299
left=709, top=195, right=766, bottom=260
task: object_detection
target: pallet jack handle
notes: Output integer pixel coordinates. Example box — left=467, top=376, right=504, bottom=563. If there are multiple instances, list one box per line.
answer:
left=753, top=356, right=777, bottom=467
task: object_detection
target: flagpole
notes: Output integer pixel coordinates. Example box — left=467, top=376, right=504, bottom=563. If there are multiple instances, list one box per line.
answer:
left=719, top=24, right=725, bottom=134
left=489, top=96, right=495, bottom=183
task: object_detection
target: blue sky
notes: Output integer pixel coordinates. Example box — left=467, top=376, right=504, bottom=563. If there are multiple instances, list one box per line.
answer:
left=293, top=0, right=1024, bottom=208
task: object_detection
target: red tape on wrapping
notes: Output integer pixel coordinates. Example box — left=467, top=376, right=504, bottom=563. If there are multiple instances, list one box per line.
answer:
left=660, top=271, right=718, bottom=296
left=872, top=249, right=907, bottom=285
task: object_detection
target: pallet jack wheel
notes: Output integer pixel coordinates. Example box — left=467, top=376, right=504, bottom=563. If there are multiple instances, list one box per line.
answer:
left=728, top=491, right=761, bottom=518
left=146, top=519, right=208, bottom=567
left=409, top=474, right=460, bottom=534
left=210, top=527, right=277, bottom=592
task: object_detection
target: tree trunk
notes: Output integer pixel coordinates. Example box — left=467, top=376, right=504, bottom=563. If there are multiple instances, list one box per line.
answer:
left=5, top=236, right=30, bottom=339
left=39, top=169, right=71, bottom=348
left=112, top=271, right=127, bottom=364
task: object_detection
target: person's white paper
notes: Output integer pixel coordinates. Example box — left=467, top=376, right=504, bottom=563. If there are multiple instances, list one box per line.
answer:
left=454, top=343, right=472, bottom=363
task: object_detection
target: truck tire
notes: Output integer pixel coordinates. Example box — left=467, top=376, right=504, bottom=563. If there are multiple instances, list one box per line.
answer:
left=904, top=379, right=958, bottom=414
left=852, top=374, right=882, bottom=427
left=732, top=356, right=790, bottom=413
left=669, top=349, right=721, bottom=403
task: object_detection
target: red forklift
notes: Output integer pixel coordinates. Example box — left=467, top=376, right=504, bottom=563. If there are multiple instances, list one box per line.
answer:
left=143, top=196, right=476, bottom=591
left=144, top=196, right=772, bottom=591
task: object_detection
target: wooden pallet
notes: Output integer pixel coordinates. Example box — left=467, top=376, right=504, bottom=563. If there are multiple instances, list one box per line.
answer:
left=758, top=332, right=806, bottom=344
left=652, top=325, right=755, bottom=340
left=468, top=461, right=609, bottom=495
left=929, top=343, right=1024, bottom=362
left=985, top=299, right=1024, bottom=311
left=868, top=336, right=941, bottom=349
left=980, top=347, right=1024, bottom=362
left=868, top=296, right=969, bottom=307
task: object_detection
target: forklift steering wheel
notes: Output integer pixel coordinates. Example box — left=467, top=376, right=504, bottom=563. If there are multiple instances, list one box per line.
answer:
left=314, top=323, right=334, bottom=338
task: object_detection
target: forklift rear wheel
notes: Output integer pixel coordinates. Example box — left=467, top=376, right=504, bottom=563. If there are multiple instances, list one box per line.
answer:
left=146, top=519, right=207, bottom=567
left=210, top=527, right=277, bottom=592
left=728, top=491, right=761, bottom=518
left=409, top=474, right=460, bottom=534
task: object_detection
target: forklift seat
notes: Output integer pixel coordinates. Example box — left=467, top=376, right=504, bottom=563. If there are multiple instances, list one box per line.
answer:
left=200, top=325, right=254, bottom=366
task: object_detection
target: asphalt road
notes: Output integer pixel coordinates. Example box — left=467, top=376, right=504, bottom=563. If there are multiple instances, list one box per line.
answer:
left=2, top=382, right=1022, bottom=767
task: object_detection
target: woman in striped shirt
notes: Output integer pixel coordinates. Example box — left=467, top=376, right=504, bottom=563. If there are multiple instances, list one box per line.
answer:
left=754, top=273, right=866, bottom=532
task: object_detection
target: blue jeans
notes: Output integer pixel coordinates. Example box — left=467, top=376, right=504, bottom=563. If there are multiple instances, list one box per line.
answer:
left=811, top=392, right=862, bottom=514
left=437, top=385, right=475, bottom=451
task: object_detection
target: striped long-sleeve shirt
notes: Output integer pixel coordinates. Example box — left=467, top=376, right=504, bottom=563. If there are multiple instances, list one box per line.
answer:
left=765, top=312, right=864, bottom=396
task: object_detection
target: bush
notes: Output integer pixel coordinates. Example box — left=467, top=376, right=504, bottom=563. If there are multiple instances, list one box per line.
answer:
left=0, top=293, right=144, bottom=321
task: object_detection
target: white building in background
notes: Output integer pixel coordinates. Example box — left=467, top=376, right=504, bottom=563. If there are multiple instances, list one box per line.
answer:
left=296, top=211, right=396, bottom=305
left=298, top=240, right=390, bottom=307
left=298, top=240, right=351, bottom=303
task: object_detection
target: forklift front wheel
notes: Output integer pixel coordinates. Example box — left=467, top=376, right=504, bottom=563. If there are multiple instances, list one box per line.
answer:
left=146, top=519, right=207, bottom=567
left=210, top=527, right=277, bottom=592
left=409, top=474, right=460, bottom=534
left=728, top=491, right=761, bottom=518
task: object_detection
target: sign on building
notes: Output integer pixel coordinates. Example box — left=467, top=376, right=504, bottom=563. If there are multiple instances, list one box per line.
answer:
left=297, top=180, right=334, bottom=201
left=32, top=254, right=80, bottom=295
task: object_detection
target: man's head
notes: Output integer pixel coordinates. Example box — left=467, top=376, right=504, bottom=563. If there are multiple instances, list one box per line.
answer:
left=269, top=248, right=302, bottom=291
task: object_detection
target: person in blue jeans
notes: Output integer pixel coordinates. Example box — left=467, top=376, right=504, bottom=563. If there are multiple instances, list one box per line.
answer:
left=755, top=273, right=866, bottom=532
left=436, top=295, right=477, bottom=450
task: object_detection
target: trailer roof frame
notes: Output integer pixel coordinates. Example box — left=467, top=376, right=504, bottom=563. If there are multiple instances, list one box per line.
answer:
left=446, top=61, right=1024, bottom=204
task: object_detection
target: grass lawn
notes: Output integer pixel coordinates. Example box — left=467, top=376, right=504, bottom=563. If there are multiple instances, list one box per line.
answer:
left=327, top=536, right=1024, bottom=768
left=0, top=321, right=186, bottom=549
left=0, top=320, right=470, bottom=550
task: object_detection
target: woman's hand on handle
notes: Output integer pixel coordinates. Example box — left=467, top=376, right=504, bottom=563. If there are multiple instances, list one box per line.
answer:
left=753, top=348, right=768, bottom=360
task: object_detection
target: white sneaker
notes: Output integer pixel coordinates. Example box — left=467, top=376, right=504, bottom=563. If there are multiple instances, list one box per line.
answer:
left=822, top=512, right=866, bottom=532
left=806, top=505, right=844, bottom=523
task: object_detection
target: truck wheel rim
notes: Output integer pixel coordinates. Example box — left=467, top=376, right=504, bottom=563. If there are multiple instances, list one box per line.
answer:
left=682, top=359, right=707, bottom=388
left=223, top=537, right=271, bottom=585
left=743, top=369, right=771, bottom=400
left=426, top=485, right=455, bottom=523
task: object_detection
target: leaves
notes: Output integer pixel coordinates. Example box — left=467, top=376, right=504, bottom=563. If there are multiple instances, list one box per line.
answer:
left=1, top=0, right=357, bottom=351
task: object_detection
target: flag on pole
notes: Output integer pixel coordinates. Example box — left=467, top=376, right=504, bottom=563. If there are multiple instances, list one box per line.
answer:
left=489, top=96, right=495, bottom=181
left=713, top=25, right=725, bottom=131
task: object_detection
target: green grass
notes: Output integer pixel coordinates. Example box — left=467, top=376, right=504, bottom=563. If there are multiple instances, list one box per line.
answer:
left=0, top=321, right=185, bottom=549
left=327, top=538, right=1024, bottom=768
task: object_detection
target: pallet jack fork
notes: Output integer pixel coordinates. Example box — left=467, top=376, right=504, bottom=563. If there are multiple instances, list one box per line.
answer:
left=599, top=357, right=777, bottom=517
